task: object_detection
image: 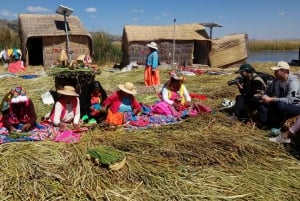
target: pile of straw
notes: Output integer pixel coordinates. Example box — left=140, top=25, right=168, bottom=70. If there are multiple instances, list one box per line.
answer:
left=0, top=63, right=299, bottom=200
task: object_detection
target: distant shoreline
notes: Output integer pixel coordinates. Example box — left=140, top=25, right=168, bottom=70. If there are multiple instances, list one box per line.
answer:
left=248, top=40, right=300, bottom=51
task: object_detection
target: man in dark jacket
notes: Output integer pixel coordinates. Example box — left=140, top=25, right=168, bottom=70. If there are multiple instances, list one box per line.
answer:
left=229, top=63, right=267, bottom=124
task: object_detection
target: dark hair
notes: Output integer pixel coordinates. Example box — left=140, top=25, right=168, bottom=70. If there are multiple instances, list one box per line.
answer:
left=90, top=81, right=107, bottom=103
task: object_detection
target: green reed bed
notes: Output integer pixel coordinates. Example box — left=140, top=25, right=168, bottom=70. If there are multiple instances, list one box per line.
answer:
left=248, top=40, right=300, bottom=51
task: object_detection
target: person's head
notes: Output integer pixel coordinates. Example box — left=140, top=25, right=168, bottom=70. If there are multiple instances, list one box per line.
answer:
left=57, top=85, right=79, bottom=102
left=239, top=63, right=255, bottom=78
left=91, top=81, right=102, bottom=95
left=10, top=86, right=28, bottom=104
left=270, top=61, right=290, bottom=80
left=118, top=82, right=137, bottom=96
left=147, top=42, right=158, bottom=52
left=168, top=71, right=185, bottom=91
left=8, top=86, right=29, bottom=112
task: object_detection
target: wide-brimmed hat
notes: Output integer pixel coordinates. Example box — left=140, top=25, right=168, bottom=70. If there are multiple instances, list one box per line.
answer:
left=169, top=71, right=184, bottom=81
left=147, top=42, right=158, bottom=50
left=118, top=82, right=137, bottom=95
left=57, top=86, right=79, bottom=96
left=270, top=61, right=290, bottom=71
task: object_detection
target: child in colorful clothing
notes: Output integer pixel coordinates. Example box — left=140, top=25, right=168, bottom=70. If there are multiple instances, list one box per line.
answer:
left=82, top=81, right=107, bottom=123
left=1, top=86, right=37, bottom=132
left=102, top=82, right=141, bottom=127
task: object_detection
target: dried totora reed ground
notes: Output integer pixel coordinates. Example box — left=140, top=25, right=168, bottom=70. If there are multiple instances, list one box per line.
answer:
left=0, top=62, right=299, bottom=201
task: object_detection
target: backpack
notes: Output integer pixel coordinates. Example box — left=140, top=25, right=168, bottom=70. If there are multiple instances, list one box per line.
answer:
left=255, top=71, right=275, bottom=87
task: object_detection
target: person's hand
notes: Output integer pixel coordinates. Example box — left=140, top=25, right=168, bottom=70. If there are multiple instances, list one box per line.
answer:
left=73, top=124, right=79, bottom=130
left=22, top=123, right=32, bottom=131
left=237, top=81, right=243, bottom=89
left=185, top=102, right=192, bottom=108
left=261, top=95, right=274, bottom=103
left=173, top=102, right=180, bottom=110
left=133, top=108, right=139, bottom=115
left=9, top=126, right=17, bottom=133
left=58, top=122, right=68, bottom=131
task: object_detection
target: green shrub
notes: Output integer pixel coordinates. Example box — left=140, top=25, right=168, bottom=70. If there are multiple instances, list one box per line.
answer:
left=91, top=32, right=122, bottom=65
left=0, top=27, right=20, bottom=49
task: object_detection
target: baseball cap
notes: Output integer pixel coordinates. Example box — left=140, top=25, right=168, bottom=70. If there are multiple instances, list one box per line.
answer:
left=270, top=61, right=290, bottom=71
left=239, top=63, right=254, bottom=72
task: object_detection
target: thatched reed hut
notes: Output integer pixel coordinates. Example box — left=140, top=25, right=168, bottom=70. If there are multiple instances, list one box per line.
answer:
left=121, top=23, right=211, bottom=67
left=18, top=14, right=92, bottom=67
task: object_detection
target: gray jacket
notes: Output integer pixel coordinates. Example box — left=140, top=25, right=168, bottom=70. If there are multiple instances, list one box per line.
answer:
left=265, top=73, right=300, bottom=105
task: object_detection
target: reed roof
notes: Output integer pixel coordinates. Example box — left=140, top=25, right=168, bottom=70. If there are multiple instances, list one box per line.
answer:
left=18, top=14, right=92, bottom=41
left=124, top=23, right=210, bottom=42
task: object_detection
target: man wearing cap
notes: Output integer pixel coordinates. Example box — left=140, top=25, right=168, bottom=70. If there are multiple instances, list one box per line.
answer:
left=144, top=41, right=160, bottom=86
left=229, top=63, right=267, bottom=124
left=261, top=61, right=300, bottom=130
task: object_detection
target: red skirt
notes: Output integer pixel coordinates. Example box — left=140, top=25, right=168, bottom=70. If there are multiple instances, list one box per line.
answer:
left=144, top=66, right=160, bottom=86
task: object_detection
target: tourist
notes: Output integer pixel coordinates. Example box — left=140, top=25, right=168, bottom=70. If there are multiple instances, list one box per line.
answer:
left=228, top=63, right=267, bottom=126
left=261, top=61, right=300, bottom=134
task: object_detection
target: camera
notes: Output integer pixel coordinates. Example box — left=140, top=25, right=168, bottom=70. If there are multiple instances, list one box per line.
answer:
left=227, top=77, right=244, bottom=86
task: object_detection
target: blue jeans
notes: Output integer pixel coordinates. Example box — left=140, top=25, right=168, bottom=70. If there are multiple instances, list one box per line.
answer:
left=261, top=102, right=300, bottom=128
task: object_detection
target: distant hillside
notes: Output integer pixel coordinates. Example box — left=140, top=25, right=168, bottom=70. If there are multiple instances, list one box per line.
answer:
left=0, top=19, right=18, bottom=33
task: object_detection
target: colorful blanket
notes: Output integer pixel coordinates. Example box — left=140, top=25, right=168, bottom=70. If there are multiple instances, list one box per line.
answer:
left=0, top=124, right=50, bottom=144
left=0, top=123, right=88, bottom=144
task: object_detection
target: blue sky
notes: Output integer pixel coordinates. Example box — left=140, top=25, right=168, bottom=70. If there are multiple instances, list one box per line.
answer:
left=1, top=0, right=300, bottom=40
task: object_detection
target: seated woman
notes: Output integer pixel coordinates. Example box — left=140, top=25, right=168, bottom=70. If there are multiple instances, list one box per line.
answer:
left=102, top=82, right=141, bottom=127
left=50, top=85, right=80, bottom=131
left=82, top=81, right=107, bottom=124
left=1, top=86, right=37, bottom=132
left=152, top=71, right=211, bottom=117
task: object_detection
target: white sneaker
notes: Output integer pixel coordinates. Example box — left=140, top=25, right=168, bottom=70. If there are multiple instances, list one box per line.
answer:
left=269, top=135, right=291, bottom=144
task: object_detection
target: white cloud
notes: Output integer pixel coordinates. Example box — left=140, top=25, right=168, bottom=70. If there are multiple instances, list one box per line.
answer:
left=218, top=15, right=223, bottom=19
left=0, top=9, right=17, bottom=18
left=279, top=12, right=285, bottom=16
left=132, top=9, right=144, bottom=13
left=26, top=6, right=51, bottom=12
left=154, top=16, right=160, bottom=20
left=85, top=7, right=96, bottom=13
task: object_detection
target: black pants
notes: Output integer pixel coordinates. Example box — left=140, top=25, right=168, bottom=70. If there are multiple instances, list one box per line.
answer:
left=233, top=95, right=267, bottom=123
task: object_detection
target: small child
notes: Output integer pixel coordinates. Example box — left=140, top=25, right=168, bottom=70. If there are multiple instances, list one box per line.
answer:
left=82, top=81, right=107, bottom=123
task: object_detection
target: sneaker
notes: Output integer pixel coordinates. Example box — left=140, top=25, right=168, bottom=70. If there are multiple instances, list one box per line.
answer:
left=269, top=135, right=291, bottom=144
left=270, top=128, right=281, bottom=137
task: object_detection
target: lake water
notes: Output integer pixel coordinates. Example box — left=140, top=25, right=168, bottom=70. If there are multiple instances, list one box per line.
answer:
left=247, top=50, right=300, bottom=63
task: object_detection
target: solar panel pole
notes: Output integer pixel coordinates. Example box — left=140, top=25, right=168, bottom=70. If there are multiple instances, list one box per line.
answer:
left=63, top=12, right=71, bottom=63
left=172, top=18, right=176, bottom=70
left=56, top=5, right=73, bottom=65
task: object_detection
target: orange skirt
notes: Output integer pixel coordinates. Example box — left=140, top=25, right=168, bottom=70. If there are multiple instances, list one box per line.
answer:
left=144, top=66, right=160, bottom=86
left=106, top=109, right=124, bottom=125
